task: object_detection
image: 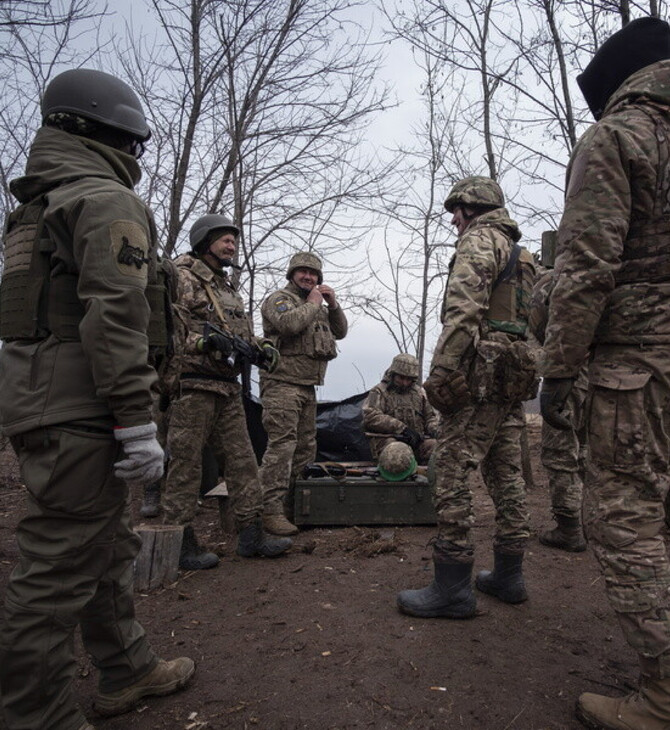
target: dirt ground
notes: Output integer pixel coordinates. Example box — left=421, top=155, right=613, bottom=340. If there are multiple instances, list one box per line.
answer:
left=0, top=418, right=639, bottom=730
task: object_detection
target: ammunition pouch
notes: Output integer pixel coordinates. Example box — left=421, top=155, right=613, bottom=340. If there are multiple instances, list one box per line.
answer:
left=468, top=338, right=538, bottom=403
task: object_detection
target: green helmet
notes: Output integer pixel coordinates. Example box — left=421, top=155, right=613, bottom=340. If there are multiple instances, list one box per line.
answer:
left=41, top=68, right=151, bottom=141
left=286, top=251, right=323, bottom=285
left=444, top=176, right=504, bottom=213
left=378, top=442, right=417, bottom=482
left=190, top=214, right=239, bottom=254
left=390, top=353, right=419, bottom=379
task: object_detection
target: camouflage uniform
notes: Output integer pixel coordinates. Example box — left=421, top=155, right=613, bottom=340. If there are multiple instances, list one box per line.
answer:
left=0, top=126, right=162, bottom=729
left=362, top=369, right=439, bottom=464
left=543, top=59, right=670, bottom=680
left=161, top=253, right=264, bottom=530
left=431, top=207, right=536, bottom=558
left=259, top=281, right=348, bottom=516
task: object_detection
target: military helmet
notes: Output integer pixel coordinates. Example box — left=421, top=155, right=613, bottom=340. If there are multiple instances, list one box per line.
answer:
left=190, top=214, right=239, bottom=254
left=286, top=251, right=323, bottom=285
left=378, top=442, right=417, bottom=482
left=390, top=353, right=419, bottom=379
left=444, top=176, right=505, bottom=213
left=41, top=68, right=151, bottom=141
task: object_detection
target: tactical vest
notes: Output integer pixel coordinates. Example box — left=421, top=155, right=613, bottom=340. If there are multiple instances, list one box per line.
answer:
left=485, top=244, right=536, bottom=338
left=271, top=287, right=338, bottom=360
left=0, top=193, right=170, bottom=355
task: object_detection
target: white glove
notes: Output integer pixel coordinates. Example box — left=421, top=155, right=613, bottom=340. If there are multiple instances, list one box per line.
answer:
left=114, top=422, right=164, bottom=486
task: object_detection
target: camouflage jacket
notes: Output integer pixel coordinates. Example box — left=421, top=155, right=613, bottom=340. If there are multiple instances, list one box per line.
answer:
left=544, top=60, right=670, bottom=377
left=174, top=254, right=262, bottom=396
left=431, top=207, right=526, bottom=373
left=0, top=127, right=158, bottom=434
left=260, top=281, right=348, bottom=386
left=362, top=371, right=439, bottom=438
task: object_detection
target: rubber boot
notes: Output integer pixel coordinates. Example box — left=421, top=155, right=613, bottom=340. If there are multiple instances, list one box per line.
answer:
left=263, top=513, right=299, bottom=536
left=576, top=676, right=670, bottom=730
left=236, top=519, right=292, bottom=558
left=540, top=515, right=586, bottom=552
left=179, top=525, right=219, bottom=570
left=396, top=558, right=476, bottom=619
left=139, top=481, right=161, bottom=519
left=475, top=551, right=528, bottom=604
left=94, top=657, right=195, bottom=717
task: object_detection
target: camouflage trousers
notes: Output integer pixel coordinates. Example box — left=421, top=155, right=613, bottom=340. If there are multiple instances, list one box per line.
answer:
left=584, top=350, right=670, bottom=679
left=432, top=399, right=529, bottom=559
left=259, top=380, right=316, bottom=516
left=541, top=366, right=588, bottom=520
left=162, top=388, right=262, bottom=530
left=0, top=424, right=156, bottom=730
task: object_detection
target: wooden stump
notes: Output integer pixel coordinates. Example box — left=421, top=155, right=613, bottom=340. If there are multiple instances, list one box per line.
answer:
left=203, top=481, right=235, bottom=535
left=134, top=524, right=183, bottom=592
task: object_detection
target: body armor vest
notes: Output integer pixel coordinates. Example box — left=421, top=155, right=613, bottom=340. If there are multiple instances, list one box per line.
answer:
left=270, top=287, right=337, bottom=360
left=485, top=243, right=535, bottom=338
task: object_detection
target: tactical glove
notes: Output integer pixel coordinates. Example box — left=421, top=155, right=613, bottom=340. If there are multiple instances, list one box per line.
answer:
left=401, top=427, right=423, bottom=450
left=540, top=377, right=575, bottom=431
left=258, top=342, right=280, bottom=373
left=199, top=332, right=234, bottom=357
left=423, top=367, right=470, bottom=415
left=114, top=422, right=165, bottom=486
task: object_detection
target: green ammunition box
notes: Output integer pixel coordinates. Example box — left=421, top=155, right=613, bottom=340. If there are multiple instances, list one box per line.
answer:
left=293, top=476, right=436, bottom=526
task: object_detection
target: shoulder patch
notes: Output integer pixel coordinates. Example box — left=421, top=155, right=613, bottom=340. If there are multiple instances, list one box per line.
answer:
left=275, top=298, right=290, bottom=313
left=111, top=220, right=149, bottom=279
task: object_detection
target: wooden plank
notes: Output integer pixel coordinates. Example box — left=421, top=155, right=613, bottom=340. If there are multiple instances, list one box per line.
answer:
left=134, top=524, right=183, bottom=592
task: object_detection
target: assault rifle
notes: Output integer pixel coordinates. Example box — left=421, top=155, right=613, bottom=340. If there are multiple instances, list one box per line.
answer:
left=203, top=321, right=269, bottom=370
left=303, top=461, right=427, bottom=480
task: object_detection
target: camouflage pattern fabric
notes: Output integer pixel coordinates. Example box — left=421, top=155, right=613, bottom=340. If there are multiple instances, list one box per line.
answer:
left=362, top=372, right=438, bottom=463
left=259, top=380, right=317, bottom=515
left=433, top=400, right=530, bottom=557
left=541, top=365, right=588, bottom=520
left=162, top=388, right=262, bottom=529
left=542, top=60, right=670, bottom=678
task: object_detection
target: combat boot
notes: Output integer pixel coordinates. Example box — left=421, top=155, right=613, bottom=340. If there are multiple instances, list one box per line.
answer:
left=179, top=525, right=219, bottom=570
left=94, top=657, right=195, bottom=717
left=237, top=518, right=292, bottom=557
left=396, top=557, right=476, bottom=619
left=263, top=513, right=299, bottom=536
left=576, top=676, right=670, bottom=729
left=475, top=551, right=528, bottom=604
left=139, top=481, right=161, bottom=519
left=540, top=515, right=587, bottom=552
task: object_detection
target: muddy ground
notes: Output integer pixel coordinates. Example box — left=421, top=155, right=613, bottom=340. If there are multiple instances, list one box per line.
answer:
left=0, top=418, right=638, bottom=730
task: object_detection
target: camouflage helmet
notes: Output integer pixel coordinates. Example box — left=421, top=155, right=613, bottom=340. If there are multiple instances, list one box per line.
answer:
left=190, top=214, right=239, bottom=254
left=444, top=176, right=505, bottom=213
left=390, top=353, right=419, bottom=379
left=286, top=251, right=323, bottom=285
left=378, top=442, right=417, bottom=482
left=41, top=68, right=151, bottom=141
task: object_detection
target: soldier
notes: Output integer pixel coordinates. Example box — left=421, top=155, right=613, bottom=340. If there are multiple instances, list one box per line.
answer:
left=397, top=176, right=537, bottom=619
left=540, top=18, right=670, bottom=730
left=529, top=237, right=588, bottom=553
left=161, top=214, right=291, bottom=570
left=362, top=353, right=439, bottom=471
left=259, top=252, right=348, bottom=536
left=0, top=69, right=194, bottom=730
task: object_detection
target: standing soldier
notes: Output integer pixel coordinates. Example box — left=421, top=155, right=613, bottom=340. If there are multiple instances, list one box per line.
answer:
left=161, top=215, right=291, bottom=569
left=362, top=353, right=439, bottom=477
left=540, top=18, right=670, bottom=730
left=397, top=177, right=537, bottom=619
left=0, top=69, right=194, bottom=730
left=259, top=252, right=348, bottom=536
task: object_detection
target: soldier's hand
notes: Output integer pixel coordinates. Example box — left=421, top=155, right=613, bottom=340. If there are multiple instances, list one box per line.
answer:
left=307, top=286, right=324, bottom=306
left=318, top=284, right=337, bottom=308
left=540, top=377, right=575, bottom=431
left=401, top=427, right=422, bottom=450
left=258, top=342, right=280, bottom=373
left=199, top=332, right=234, bottom=356
left=114, top=423, right=165, bottom=486
left=423, top=367, right=470, bottom=415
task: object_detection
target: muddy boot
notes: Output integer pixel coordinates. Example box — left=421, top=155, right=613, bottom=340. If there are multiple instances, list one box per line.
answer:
left=540, top=515, right=586, bottom=552
left=396, top=557, right=476, bottom=619
left=179, top=525, right=219, bottom=570
left=139, top=481, right=161, bottom=519
left=576, top=676, right=670, bottom=730
left=236, top=519, right=292, bottom=558
left=94, top=657, right=195, bottom=717
left=475, top=551, right=528, bottom=604
left=263, top=513, right=299, bottom=536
